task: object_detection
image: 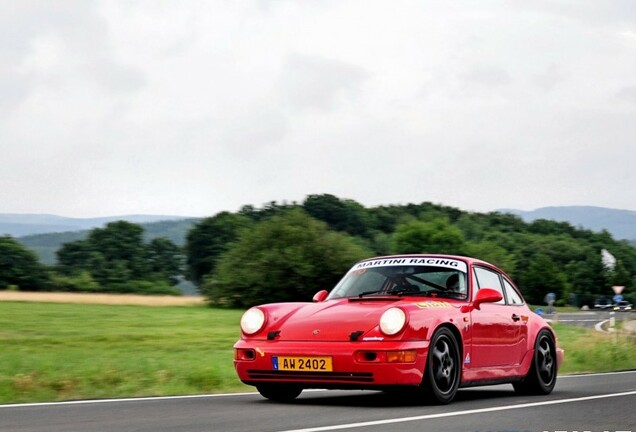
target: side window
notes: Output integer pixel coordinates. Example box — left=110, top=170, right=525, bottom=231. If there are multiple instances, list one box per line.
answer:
left=473, top=267, right=505, bottom=305
left=503, top=279, right=524, bottom=305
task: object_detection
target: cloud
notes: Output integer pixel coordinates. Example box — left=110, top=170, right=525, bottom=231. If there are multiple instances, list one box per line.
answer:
left=219, top=103, right=289, bottom=158
left=0, top=71, right=32, bottom=117
left=533, top=64, right=567, bottom=91
left=460, top=65, right=511, bottom=88
left=280, top=53, right=368, bottom=112
left=616, top=86, right=636, bottom=105
left=0, top=1, right=145, bottom=122
left=2, top=1, right=636, bottom=217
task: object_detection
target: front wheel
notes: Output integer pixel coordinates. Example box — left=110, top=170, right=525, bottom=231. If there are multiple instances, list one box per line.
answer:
left=513, top=329, right=557, bottom=395
left=256, top=384, right=302, bottom=402
left=421, top=327, right=461, bottom=404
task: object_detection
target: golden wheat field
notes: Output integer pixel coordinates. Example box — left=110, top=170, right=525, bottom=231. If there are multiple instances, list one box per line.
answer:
left=0, top=291, right=206, bottom=306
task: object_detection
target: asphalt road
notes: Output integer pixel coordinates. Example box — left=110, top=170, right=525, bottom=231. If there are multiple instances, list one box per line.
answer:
left=547, top=310, right=634, bottom=330
left=1, top=371, right=635, bottom=432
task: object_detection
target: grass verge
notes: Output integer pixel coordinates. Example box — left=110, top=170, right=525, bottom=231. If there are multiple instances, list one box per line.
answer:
left=551, top=322, right=636, bottom=374
left=0, top=301, right=634, bottom=404
left=0, top=301, right=249, bottom=404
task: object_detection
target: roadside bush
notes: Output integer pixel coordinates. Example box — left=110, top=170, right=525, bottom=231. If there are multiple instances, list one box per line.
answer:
left=107, top=280, right=181, bottom=296
left=49, top=271, right=101, bottom=292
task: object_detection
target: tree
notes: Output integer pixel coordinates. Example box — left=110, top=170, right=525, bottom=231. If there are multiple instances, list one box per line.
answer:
left=185, top=212, right=252, bottom=285
left=485, top=212, right=527, bottom=234
left=303, top=194, right=370, bottom=237
left=0, top=236, right=49, bottom=290
left=55, top=221, right=183, bottom=293
left=203, top=209, right=371, bottom=307
left=57, top=240, right=93, bottom=275
left=87, top=221, right=150, bottom=279
left=391, top=218, right=466, bottom=255
left=517, top=253, right=569, bottom=305
left=465, top=240, right=517, bottom=276
left=147, top=237, right=184, bottom=285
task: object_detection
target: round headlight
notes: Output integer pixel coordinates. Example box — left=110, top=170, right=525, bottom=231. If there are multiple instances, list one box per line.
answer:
left=379, top=307, right=407, bottom=336
left=240, top=308, right=266, bottom=335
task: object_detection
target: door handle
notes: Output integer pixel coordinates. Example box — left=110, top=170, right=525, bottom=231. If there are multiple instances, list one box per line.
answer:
left=511, top=314, right=521, bottom=322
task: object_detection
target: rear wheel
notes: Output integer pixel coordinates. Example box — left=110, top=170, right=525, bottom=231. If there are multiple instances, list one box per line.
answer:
left=256, top=384, right=302, bottom=402
left=513, top=329, right=557, bottom=395
left=421, top=327, right=461, bottom=404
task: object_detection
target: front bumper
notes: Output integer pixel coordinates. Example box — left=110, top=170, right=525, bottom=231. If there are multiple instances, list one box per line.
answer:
left=234, top=339, right=430, bottom=389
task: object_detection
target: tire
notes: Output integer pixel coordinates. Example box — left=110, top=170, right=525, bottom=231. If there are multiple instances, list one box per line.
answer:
left=256, top=384, right=302, bottom=402
left=421, top=327, right=461, bottom=404
left=513, top=329, right=557, bottom=395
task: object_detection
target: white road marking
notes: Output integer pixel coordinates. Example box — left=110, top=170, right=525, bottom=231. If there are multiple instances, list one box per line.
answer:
left=596, top=319, right=610, bottom=333
left=0, top=371, right=634, bottom=409
left=0, top=392, right=256, bottom=409
left=559, top=370, right=636, bottom=378
left=277, top=391, right=636, bottom=432
left=0, top=388, right=329, bottom=409
left=556, top=312, right=599, bottom=316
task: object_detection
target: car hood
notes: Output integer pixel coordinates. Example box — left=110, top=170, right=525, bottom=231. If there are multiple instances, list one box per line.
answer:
left=261, top=298, right=396, bottom=341
left=258, top=297, right=452, bottom=342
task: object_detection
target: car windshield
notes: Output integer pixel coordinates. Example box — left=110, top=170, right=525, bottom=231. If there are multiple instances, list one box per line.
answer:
left=328, top=262, right=468, bottom=300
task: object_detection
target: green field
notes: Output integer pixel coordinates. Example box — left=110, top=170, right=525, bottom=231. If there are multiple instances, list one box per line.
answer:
left=552, top=322, right=636, bottom=374
left=0, top=302, right=249, bottom=404
left=0, top=301, right=634, bottom=404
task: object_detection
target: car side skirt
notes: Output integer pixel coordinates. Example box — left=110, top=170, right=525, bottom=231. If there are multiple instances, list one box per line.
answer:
left=460, top=349, right=533, bottom=385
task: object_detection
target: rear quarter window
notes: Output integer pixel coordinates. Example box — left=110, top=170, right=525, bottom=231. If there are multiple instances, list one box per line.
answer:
left=503, top=278, right=524, bottom=305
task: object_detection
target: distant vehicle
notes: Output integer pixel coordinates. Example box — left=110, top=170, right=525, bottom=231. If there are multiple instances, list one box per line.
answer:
left=234, top=254, right=564, bottom=404
left=594, top=298, right=613, bottom=309
left=613, top=301, right=633, bottom=312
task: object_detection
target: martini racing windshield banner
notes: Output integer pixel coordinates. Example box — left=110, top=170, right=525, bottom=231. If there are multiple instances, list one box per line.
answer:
left=350, top=257, right=468, bottom=273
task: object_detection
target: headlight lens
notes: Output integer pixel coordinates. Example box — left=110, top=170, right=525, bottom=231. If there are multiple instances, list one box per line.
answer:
left=240, top=308, right=266, bottom=335
left=379, top=307, right=407, bottom=336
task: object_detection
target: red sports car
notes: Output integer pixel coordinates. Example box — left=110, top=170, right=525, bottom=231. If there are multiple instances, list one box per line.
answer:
left=234, top=255, right=564, bottom=404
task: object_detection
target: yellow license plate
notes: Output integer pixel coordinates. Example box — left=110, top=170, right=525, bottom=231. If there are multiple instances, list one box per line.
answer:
left=273, top=356, right=333, bottom=372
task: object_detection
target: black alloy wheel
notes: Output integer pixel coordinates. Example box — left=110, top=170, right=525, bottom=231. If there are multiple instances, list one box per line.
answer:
left=513, top=329, right=557, bottom=395
left=422, top=327, right=461, bottom=404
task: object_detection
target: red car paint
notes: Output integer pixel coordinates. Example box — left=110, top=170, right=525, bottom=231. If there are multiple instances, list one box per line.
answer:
left=234, top=254, right=564, bottom=404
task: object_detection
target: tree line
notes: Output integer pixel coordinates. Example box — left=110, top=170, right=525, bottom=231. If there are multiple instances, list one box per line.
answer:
left=2, top=194, right=635, bottom=307
left=1, top=221, right=183, bottom=295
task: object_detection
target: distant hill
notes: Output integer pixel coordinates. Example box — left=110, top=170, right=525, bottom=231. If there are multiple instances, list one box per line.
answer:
left=0, top=213, right=193, bottom=237
left=13, top=217, right=200, bottom=265
left=499, top=206, right=636, bottom=243
left=8, top=206, right=636, bottom=265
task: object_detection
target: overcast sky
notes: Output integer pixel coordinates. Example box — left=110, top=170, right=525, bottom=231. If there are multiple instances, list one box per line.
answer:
left=2, top=1, right=635, bottom=218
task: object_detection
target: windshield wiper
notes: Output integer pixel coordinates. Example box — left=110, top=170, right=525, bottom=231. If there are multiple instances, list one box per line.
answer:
left=357, top=290, right=384, bottom=297
left=357, top=289, right=434, bottom=298
left=385, top=289, right=409, bottom=296
left=387, top=290, right=439, bottom=297
left=436, top=291, right=465, bottom=299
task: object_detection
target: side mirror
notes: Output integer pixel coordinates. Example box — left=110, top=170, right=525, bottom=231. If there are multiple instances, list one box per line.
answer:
left=473, top=288, right=503, bottom=309
left=312, top=290, right=328, bottom=302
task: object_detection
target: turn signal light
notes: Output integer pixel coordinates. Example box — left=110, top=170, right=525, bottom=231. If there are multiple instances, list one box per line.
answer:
left=386, top=350, right=417, bottom=363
